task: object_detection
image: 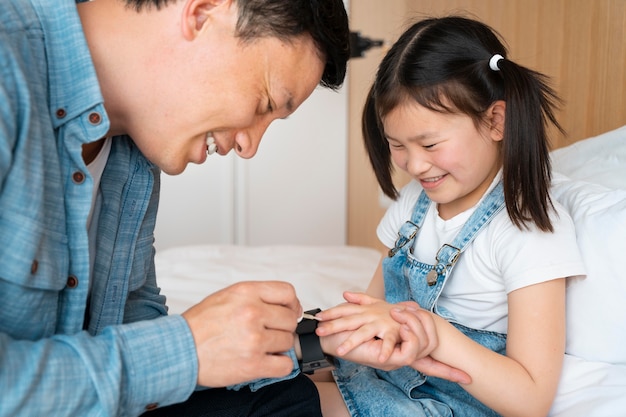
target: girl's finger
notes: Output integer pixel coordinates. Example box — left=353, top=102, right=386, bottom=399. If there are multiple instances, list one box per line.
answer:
left=342, top=291, right=379, bottom=305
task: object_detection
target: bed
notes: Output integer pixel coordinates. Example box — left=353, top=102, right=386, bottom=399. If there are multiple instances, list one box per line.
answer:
left=155, top=125, right=626, bottom=417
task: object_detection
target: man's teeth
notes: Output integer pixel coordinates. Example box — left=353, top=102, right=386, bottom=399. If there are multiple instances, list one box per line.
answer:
left=206, top=133, right=217, bottom=155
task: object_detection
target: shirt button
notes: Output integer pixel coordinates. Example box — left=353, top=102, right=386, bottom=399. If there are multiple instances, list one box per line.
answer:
left=31, top=260, right=39, bottom=274
left=144, top=403, right=159, bottom=411
left=88, top=112, right=102, bottom=125
left=66, top=275, right=79, bottom=288
left=72, top=171, right=85, bottom=184
left=55, top=108, right=67, bottom=119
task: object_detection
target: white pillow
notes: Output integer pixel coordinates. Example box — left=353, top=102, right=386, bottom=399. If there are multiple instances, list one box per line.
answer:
left=550, top=125, right=626, bottom=364
left=551, top=176, right=626, bottom=364
left=551, top=125, right=626, bottom=190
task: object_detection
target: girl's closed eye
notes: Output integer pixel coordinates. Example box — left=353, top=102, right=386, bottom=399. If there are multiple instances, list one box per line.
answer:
left=387, top=139, right=404, bottom=149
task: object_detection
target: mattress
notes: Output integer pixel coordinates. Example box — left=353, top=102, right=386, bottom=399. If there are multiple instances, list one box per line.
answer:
left=156, top=244, right=381, bottom=315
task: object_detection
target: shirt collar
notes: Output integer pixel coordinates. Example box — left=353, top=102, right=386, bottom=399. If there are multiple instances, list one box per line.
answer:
left=31, top=0, right=105, bottom=130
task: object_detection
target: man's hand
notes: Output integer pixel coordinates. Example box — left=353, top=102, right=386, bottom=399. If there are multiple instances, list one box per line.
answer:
left=182, top=281, right=301, bottom=387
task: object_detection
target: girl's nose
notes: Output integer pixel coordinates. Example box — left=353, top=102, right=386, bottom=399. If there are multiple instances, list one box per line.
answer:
left=406, top=151, right=431, bottom=177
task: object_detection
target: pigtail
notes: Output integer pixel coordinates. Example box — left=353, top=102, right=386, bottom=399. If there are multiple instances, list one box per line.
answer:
left=362, top=86, right=398, bottom=199
left=496, top=59, right=563, bottom=232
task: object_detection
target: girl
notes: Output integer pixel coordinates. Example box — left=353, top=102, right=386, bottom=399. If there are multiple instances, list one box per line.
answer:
left=314, top=16, right=585, bottom=417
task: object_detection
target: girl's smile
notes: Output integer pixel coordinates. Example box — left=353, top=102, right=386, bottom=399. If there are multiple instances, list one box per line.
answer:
left=419, top=174, right=447, bottom=189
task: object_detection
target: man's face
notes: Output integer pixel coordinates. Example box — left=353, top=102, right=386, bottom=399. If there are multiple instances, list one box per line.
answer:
left=125, top=29, right=325, bottom=175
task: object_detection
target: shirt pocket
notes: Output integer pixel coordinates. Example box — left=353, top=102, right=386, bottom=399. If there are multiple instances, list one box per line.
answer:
left=0, top=222, right=70, bottom=340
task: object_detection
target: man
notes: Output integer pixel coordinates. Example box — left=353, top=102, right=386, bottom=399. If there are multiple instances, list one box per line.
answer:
left=0, top=0, right=349, bottom=415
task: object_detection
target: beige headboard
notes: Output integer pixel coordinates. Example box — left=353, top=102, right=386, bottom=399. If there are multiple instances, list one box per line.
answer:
left=347, top=0, right=626, bottom=250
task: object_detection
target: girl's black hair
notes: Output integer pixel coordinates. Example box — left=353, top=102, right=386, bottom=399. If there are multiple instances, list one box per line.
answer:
left=363, top=16, right=563, bottom=232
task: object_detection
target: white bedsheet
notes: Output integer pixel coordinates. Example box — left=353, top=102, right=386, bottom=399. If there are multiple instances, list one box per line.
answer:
left=156, top=244, right=381, bottom=315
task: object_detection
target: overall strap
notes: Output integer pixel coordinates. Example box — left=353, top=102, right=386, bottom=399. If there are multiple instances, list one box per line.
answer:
left=426, top=181, right=505, bottom=286
left=388, top=191, right=431, bottom=257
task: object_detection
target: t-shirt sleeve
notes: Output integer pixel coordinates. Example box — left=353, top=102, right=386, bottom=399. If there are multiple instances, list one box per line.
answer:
left=492, top=202, right=586, bottom=294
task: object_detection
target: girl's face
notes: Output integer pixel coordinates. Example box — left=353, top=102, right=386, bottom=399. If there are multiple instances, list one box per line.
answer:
left=383, top=100, right=504, bottom=219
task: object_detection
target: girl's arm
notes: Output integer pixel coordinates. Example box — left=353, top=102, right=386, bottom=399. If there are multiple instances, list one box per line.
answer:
left=365, top=259, right=386, bottom=298
left=423, top=278, right=566, bottom=417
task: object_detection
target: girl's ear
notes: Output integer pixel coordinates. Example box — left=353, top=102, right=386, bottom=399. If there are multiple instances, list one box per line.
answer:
left=487, top=100, right=506, bottom=142
left=181, top=0, right=232, bottom=41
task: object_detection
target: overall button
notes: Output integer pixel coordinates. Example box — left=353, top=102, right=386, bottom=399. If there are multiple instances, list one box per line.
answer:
left=55, top=108, right=67, bottom=119
left=72, top=171, right=85, bottom=184
left=66, top=275, right=79, bottom=289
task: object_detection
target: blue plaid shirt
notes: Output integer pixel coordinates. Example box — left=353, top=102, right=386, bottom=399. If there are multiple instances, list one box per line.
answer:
left=0, top=0, right=198, bottom=415
left=1, top=0, right=297, bottom=415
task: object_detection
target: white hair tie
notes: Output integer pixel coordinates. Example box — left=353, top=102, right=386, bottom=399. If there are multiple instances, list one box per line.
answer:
left=489, top=54, right=504, bottom=71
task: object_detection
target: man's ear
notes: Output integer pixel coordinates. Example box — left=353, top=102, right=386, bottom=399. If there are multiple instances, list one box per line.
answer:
left=487, top=100, right=506, bottom=142
left=181, top=0, right=232, bottom=41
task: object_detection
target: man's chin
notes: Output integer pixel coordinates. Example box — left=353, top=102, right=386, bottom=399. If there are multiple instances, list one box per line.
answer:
left=157, top=160, right=189, bottom=176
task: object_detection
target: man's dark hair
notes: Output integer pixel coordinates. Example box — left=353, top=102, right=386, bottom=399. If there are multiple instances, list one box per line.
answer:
left=124, top=0, right=350, bottom=89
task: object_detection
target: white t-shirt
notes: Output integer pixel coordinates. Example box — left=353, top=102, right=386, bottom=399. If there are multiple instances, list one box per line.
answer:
left=87, top=137, right=112, bottom=284
left=377, top=177, right=585, bottom=333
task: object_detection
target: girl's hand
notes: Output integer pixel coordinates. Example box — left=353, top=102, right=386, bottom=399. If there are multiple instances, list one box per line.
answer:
left=320, top=327, right=426, bottom=371
left=317, top=291, right=404, bottom=362
left=318, top=305, right=471, bottom=382
left=391, top=304, right=472, bottom=384
left=389, top=302, right=439, bottom=359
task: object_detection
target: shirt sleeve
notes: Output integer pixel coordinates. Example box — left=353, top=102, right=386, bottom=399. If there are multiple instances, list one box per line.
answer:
left=227, top=349, right=301, bottom=392
left=0, top=315, right=198, bottom=416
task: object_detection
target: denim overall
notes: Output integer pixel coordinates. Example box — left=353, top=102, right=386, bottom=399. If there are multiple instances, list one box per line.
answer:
left=334, top=182, right=507, bottom=417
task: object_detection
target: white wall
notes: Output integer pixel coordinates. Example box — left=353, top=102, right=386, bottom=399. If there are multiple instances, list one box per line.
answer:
left=236, top=85, right=348, bottom=246
left=154, top=83, right=348, bottom=250
left=154, top=155, right=236, bottom=250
